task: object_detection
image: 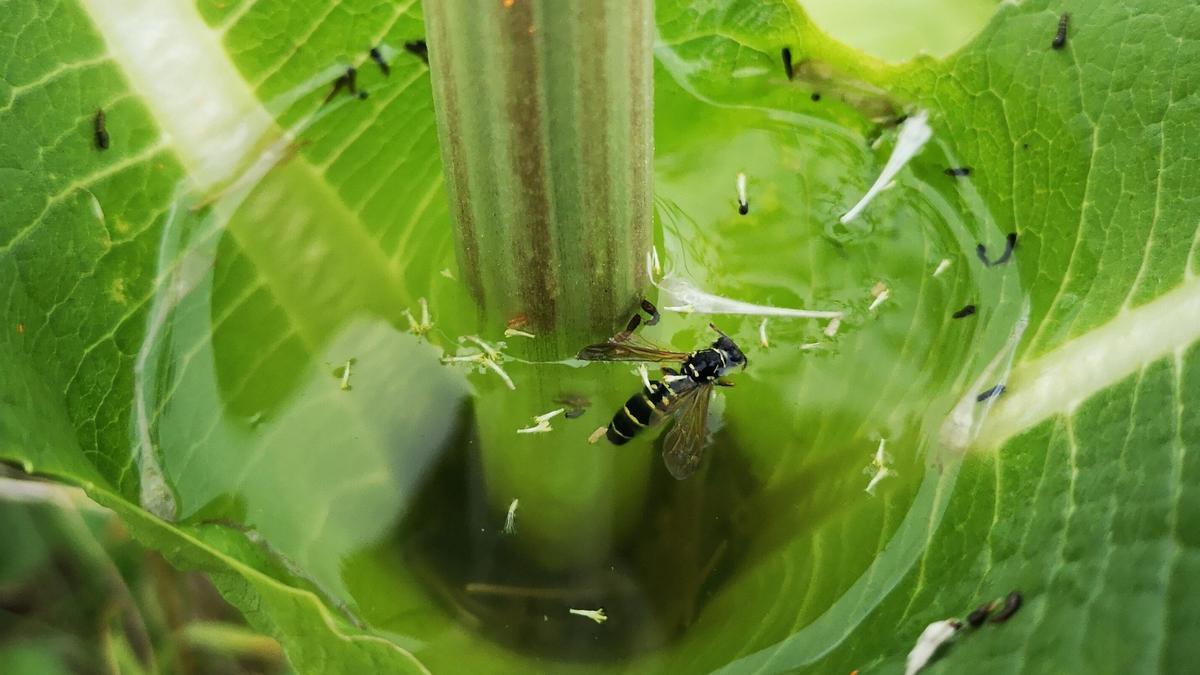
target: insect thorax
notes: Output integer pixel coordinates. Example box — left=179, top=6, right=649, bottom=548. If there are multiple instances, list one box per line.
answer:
left=683, top=349, right=726, bottom=382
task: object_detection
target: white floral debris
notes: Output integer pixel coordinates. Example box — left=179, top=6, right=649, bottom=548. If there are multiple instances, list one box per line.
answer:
left=504, top=328, right=536, bottom=338
left=864, top=438, right=896, bottom=495
left=442, top=337, right=516, bottom=390
left=440, top=267, right=455, bottom=279
left=759, top=318, right=769, bottom=348
left=536, top=408, right=565, bottom=423
left=736, top=172, right=749, bottom=214
left=569, top=608, right=608, bottom=625
left=503, top=498, right=519, bottom=534
left=404, top=298, right=434, bottom=336
left=799, top=342, right=825, bottom=350
left=463, top=335, right=503, bottom=360
left=841, top=110, right=932, bottom=224
left=636, top=364, right=652, bottom=390
left=932, top=259, right=951, bottom=278
left=517, top=407, right=565, bottom=434
left=650, top=245, right=662, bottom=277
left=824, top=317, right=842, bottom=337
left=905, top=619, right=962, bottom=675
left=869, top=282, right=890, bottom=312
left=339, top=359, right=353, bottom=391
left=588, top=426, right=608, bottom=444
left=647, top=253, right=842, bottom=319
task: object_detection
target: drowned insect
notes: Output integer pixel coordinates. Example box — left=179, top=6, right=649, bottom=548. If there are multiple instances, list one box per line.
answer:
left=576, top=303, right=747, bottom=479
left=1052, top=13, right=1070, bottom=50
left=94, top=108, right=109, bottom=150
left=369, top=47, right=390, bottom=76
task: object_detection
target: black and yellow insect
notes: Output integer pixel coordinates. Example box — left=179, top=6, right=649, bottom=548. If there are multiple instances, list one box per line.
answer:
left=577, top=306, right=747, bottom=479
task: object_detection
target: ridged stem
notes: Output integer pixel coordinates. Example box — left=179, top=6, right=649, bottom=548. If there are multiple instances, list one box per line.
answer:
left=425, top=0, right=653, bottom=356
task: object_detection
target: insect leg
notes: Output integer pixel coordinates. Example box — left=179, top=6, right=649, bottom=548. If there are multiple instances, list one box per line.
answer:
left=640, top=299, right=661, bottom=326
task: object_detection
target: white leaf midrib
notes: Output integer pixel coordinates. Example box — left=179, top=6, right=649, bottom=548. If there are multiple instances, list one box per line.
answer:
left=974, top=275, right=1200, bottom=449
left=79, top=0, right=274, bottom=190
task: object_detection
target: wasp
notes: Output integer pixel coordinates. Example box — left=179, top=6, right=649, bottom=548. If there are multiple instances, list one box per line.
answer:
left=576, top=303, right=747, bottom=479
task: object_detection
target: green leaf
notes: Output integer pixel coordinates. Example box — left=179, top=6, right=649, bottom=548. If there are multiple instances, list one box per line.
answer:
left=3, top=0, right=1199, bottom=673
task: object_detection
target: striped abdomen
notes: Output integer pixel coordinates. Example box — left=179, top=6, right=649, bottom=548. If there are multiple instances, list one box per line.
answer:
left=606, top=377, right=697, bottom=445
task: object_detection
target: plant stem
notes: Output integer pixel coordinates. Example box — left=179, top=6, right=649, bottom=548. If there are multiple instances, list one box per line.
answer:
left=424, top=0, right=653, bottom=355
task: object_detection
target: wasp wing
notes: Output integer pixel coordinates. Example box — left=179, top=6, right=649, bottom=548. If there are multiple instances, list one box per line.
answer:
left=660, top=382, right=714, bottom=480
left=576, top=332, right=689, bottom=363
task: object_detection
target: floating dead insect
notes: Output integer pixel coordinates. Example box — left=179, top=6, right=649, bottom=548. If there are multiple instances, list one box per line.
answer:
left=324, top=67, right=358, bottom=103
left=944, top=167, right=971, bottom=177
left=93, top=108, right=110, bottom=150
left=905, top=619, right=962, bottom=675
left=569, top=608, right=607, bottom=625
left=976, top=384, right=1006, bottom=402
left=952, top=304, right=977, bottom=319
left=577, top=312, right=746, bottom=480
left=404, top=40, right=429, bottom=65
left=736, top=172, right=749, bottom=215
left=967, top=600, right=997, bottom=627
left=1052, top=13, right=1070, bottom=50
left=369, top=46, right=390, bottom=76
left=976, top=232, right=1017, bottom=267
left=781, top=47, right=795, bottom=81
left=332, top=358, right=357, bottom=391
left=989, top=591, right=1022, bottom=623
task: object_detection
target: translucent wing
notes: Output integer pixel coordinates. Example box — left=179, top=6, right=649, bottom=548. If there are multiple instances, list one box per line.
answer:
left=576, top=332, right=689, bottom=363
left=661, top=382, right=714, bottom=480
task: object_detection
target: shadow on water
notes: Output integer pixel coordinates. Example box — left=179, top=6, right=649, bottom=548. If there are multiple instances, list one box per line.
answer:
left=397, top=402, right=770, bottom=662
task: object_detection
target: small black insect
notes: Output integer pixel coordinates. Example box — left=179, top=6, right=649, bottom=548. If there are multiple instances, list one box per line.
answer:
left=967, top=601, right=996, bottom=627
left=810, top=92, right=821, bottom=102
left=781, top=47, right=794, bottom=81
left=369, top=47, right=390, bottom=76
left=976, top=384, right=1006, bottom=402
left=952, top=304, right=977, bottom=319
left=93, top=108, right=109, bottom=150
left=989, top=592, right=1023, bottom=623
left=577, top=306, right=747, bottom=480
left=405, top=40, right=429, bottom=65
left=324, top=67, right=358, bottom=103
left=977, top=232, right=1018, bottom=267
left=945, top=167, right=972, bottom=177
left=1052, top=13, right=1070, bottom=50
left=358, top=90, right=369, bottom=100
